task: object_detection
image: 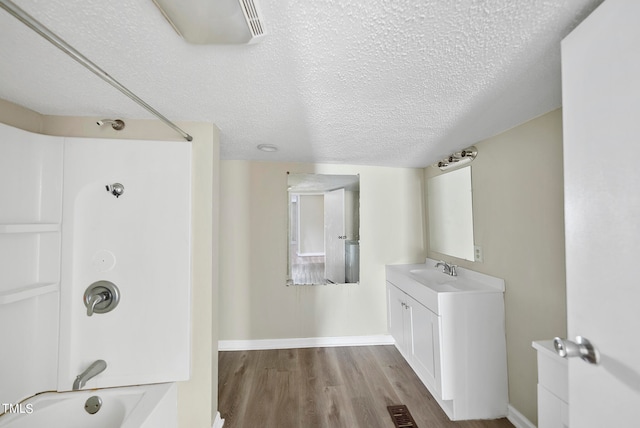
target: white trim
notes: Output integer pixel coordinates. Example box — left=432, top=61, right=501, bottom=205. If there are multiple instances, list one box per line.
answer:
left=507, top=405, right=536, bottom=428
left=218, top=335, right=394, bottom=351
left=212, top=411, right=225, bottom=428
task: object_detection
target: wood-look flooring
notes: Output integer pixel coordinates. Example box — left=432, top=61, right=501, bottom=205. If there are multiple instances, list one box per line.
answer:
left=218, top=345, right=514, bottom=428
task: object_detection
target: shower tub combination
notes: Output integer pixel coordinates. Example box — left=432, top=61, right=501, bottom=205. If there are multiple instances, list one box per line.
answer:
left=0, top=383, right=176, bottom=428
left=0, top=123, right=192, bottom=428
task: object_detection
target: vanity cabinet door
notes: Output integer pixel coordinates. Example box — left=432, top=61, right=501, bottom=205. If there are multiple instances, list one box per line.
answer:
left=387, top=281, right=442, bottom=396
left=407, top=296, right=441, bottom=396
left=387, top=282, right=408, bottom=354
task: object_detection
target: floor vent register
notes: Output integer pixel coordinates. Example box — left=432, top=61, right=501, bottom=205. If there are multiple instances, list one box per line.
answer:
left=387, top=405, right=418, bottom=428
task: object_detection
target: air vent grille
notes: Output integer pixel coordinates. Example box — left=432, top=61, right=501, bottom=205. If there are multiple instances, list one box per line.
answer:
left=240, top=0, right=265, bottom=37
left=387, top=405, right=418, bottom=428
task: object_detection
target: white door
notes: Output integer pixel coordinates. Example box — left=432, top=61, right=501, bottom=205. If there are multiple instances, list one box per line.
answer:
left=562, top=0, right=640, bottom=425
left=324, top=188, right=345, bottom=283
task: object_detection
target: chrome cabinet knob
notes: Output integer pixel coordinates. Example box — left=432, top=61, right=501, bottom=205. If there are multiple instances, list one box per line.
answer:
left=553, top=336, right=599, bottom=365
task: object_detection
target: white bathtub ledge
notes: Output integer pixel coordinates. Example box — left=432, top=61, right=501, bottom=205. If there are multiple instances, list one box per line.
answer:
left=122, top=383, right=177, bottom=428
left=212, top=412, right=225, bottom=428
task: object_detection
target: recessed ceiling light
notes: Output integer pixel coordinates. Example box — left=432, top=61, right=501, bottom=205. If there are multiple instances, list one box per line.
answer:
left=257, top=144, right=278, bottom=152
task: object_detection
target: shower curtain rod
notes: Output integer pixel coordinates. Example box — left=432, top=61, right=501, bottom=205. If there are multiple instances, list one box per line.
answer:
left=0, top=0, right=193, bottom=142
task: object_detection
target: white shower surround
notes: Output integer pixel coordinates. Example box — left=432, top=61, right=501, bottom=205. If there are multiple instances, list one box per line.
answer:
left=0, top=124, right=63, bottom=406
left=0, top=122, right=192, bottom=427
left=58, top=137, right=192, bottom=391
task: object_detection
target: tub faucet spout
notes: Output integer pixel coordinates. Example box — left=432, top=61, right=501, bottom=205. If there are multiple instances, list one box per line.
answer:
left=73, top=359, right=107, bottom=390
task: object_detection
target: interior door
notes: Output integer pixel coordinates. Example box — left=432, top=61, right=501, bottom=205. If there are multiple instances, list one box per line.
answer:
left=562, top=0, right=640, bottom=425
left=324, top=188, right=345, bottom=283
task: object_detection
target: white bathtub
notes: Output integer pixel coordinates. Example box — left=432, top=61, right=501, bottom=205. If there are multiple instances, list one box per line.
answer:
left=0, top=383, right=176, bottom=428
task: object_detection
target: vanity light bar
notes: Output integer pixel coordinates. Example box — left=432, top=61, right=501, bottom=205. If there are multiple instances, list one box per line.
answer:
left=434, top=146, right=477, bottom=170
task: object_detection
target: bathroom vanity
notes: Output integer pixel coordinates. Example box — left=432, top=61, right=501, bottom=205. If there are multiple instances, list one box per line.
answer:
left=386, top=259, right=508, bottom=420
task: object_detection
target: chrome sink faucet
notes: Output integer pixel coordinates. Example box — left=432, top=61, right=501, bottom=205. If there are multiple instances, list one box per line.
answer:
left=73, top=359, right=107, bottom=390
left=435, top=260, right=457, bottom=276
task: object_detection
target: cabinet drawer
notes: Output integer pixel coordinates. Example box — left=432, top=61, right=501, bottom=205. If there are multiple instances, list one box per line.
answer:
left=537, top=349, right=568, bottom=402
left=538, top=384, right=569, bottom=428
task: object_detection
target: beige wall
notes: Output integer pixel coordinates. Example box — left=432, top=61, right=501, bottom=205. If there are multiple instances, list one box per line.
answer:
left=0, top=99, right=220, bottom=428
left=219, top=161, right=426, bottom=340
left=0, top=98, right=43, bottom=133
left=425, top=109, right=567, bottom=424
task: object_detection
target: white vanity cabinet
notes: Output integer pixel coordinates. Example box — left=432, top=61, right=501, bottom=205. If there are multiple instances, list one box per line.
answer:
left=386, top=260, right=508, bottom=421
left=387, top=282, right=442, bottom=396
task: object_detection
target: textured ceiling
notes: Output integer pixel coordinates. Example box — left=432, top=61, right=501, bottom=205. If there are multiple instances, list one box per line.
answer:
left=0, top=0, right=603, bottom=167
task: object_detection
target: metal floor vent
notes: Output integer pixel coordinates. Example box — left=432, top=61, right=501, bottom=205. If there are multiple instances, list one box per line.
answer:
left=387, top=405, right=419, bottom=428
left=240, top=0, right=265, bottom=38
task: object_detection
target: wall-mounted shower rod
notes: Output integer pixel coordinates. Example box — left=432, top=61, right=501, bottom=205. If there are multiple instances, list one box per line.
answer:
left=0, top=0, right=193, bottom=142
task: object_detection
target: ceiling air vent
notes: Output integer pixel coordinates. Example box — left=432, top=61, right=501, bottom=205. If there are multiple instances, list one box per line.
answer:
left=240, top=0, right=265, bottom=39
left=152, top=0, right=267, bottom=45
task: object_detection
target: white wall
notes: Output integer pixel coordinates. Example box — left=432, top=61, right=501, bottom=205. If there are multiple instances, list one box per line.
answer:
left=219, top=161, right=425, bottom=340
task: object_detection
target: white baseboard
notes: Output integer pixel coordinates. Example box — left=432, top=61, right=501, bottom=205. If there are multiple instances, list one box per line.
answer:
left=218, top=335, right=394, bottom=351
left=507, top=405, right=536, bottom=428
left=212, top=411, right=224, bottom=428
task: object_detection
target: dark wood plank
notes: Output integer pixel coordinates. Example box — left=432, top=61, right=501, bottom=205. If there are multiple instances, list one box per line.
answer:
left=270, top=370, right=299, bottom=427
left=350, top=346, right=402, bottom=408
left=297, top=347, right=360, bottom=427
left=297, top=348, right=324, bottom=427
left=373, top=345, right=451, bottom=427
left=217, top=350, right=258, bottom=428
left=331, top=347, right=382, bottom=428
left=218, top=345, right=515, bottom=428
left=239, top=350, right=280, bottom=427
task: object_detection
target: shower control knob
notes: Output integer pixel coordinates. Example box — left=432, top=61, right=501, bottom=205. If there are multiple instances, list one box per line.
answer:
left=84, top=281, right=120, bottom=316
left=106, top=183, right=125, bottom=198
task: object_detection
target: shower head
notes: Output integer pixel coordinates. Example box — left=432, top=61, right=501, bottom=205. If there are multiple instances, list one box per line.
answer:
left=96, top=119, right=125, bottom=131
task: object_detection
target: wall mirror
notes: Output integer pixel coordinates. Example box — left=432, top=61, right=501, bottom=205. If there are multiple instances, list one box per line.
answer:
left=427, top=166, right=475, bottom=261
left=287, top=173, right=360, bottom=285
